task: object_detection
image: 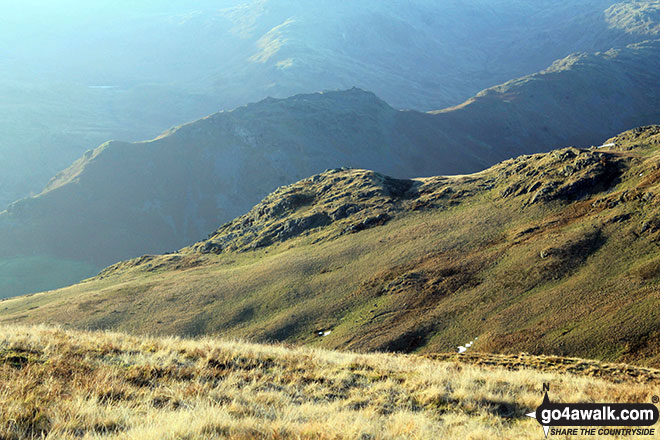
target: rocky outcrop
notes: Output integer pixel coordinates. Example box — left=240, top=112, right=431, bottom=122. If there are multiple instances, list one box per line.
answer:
left=193, top=169, right=416, bottom=253
left=496, top=147, right=624, bottom=205
left=188, top=139, right=640, bottom=254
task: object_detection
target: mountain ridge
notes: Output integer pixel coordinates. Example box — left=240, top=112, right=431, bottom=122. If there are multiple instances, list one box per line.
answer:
left=0, top=87, right=489, bottom=270
left=3, top=125, right=660, bottom=366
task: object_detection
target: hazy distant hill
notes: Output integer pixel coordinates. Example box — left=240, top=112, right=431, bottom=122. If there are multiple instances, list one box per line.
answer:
left=0, top=88, right=483, bottom=285
left=3, top=0, right=660, bottom=206
left=3, top=39, right=660, bottom=297
left=4, top=125, right=660, bottom=367
left=433, top=39, right=660, bottom=152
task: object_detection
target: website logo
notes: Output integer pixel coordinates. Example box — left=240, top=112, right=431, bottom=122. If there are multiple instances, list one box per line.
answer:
left=526, top=385, right=659, bottom=437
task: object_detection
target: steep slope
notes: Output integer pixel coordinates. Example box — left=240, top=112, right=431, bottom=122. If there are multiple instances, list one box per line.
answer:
left=4, top=0, right=660, bottom=207
left=6, top=38, right=660, bottom=298
left=4, top=125, right=660, bottom=367
left=0, top=80, right=221, bottom=208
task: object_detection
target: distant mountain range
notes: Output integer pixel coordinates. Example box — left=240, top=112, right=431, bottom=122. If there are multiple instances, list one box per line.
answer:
left=3, top=39, right=660, bottom=297
left=4, top=125, right=660, bottom=366
left=3, top=0, right=660, bottom=206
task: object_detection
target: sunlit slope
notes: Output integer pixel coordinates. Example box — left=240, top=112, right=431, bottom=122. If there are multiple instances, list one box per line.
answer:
left=0, top=324, right=657, bottom=439
left=4, top=126, right=660, bottom=366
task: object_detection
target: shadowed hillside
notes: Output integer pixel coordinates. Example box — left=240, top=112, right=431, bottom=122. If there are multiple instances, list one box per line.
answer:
left=4, top=125, right=660, bottom=367
left=432, top=40, right=660, bottom=152
left=0, top=89, right=490, bottom=273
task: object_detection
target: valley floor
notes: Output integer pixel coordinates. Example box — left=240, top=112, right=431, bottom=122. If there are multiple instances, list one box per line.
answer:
left=0, top=325, right=658, bottom=439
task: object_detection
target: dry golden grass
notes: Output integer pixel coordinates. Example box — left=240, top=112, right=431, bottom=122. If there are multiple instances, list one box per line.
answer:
left=0, top=325, right=658, bottom=439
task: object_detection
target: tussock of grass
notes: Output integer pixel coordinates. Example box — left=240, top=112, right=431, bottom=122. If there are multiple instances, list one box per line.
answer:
left=0, top=325, right=659, bottom=439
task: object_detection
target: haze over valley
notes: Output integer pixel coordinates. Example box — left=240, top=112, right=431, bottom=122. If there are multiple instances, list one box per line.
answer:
left=3, top=2, right=660, bottom=438
left=4, top=0, right=660, bottom=207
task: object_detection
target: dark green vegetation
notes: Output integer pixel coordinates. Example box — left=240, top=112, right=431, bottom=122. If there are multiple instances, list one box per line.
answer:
left=4, top=126, right=660, bottom=367
left=3, top=0, right=660, bottom=207
left=0, top=257, right=98, bottom=299
left=5, top=35, right=660, bottom=297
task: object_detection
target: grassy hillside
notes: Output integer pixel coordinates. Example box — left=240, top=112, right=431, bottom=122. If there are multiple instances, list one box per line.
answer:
left=0, top=324, right=657, bottom=439
left=3, top=125, right=660, bottom=366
